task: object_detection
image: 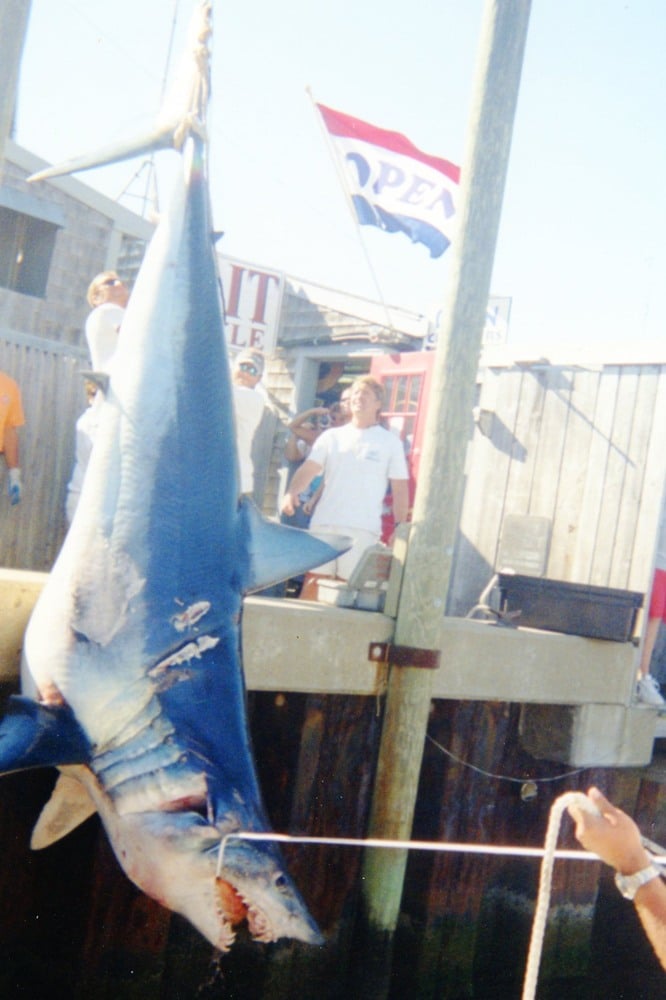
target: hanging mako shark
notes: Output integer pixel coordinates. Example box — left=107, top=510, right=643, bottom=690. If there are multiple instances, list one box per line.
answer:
left=0, top=2, right=348, bottom=951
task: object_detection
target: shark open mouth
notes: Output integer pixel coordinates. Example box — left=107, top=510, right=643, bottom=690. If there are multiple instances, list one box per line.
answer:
left=215, top=876, right=272, bottom=945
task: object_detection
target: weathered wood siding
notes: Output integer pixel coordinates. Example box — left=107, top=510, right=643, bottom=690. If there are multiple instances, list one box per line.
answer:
left=448, top=362, right=666, bottom=618
left=0, top=332, right=87, bottom=570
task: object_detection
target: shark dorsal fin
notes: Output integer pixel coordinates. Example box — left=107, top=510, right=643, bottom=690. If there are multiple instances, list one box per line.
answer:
left=240, top=497, right=351, bottom=593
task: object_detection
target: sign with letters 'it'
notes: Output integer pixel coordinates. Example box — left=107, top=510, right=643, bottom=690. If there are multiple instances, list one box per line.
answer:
left=218, top=256, right=284, bottom=357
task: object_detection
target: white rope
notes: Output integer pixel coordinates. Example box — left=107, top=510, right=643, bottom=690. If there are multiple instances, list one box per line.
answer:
left=521, top=791, right=597, bottom=1000
left=216, top=814, right=666, bottom=993
left=216, top=830, right=596, bottom=877
left=216, top=827, right=666, bottom=878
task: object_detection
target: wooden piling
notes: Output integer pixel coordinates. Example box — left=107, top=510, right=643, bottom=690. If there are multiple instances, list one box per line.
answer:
left=357, top=0, right=534, bottom=974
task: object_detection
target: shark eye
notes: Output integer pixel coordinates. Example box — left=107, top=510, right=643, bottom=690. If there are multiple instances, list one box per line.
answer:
left=274, top=873, right=288, bottom=892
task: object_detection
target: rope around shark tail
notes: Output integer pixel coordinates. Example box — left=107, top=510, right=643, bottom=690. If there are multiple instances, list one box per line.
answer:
left=522, top=791, right=601, bottom=1000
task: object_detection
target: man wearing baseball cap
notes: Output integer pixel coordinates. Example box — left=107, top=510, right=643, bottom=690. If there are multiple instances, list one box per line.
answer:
left=231, top=350, right=266, bottom=495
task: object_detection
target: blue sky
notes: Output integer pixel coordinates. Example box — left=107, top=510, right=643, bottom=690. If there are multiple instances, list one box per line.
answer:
left=14, top=0, right=666, bottom=360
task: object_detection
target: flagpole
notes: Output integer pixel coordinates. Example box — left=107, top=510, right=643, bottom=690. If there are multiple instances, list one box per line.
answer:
left=307, top=87, right=398, bottom=336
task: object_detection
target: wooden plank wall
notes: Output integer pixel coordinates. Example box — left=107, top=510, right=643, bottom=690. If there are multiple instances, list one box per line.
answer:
left=448, top=363, right=666, bottom=617
left=0, top=332, right=87, bottom=571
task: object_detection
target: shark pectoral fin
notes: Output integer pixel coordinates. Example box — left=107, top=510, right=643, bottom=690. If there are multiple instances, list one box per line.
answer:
left=240, top=498, right=352, bottom=593
left=31, top=769, right=97, bottom=850
left=0, top=696, right=90, bottom=774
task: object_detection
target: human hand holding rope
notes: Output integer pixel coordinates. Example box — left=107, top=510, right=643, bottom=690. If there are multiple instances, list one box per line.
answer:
left=567, top=786, right=651, bottom=876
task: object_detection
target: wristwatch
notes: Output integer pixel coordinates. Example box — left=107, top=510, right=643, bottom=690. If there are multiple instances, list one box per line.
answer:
left=614, top=864, right=662, bottom=900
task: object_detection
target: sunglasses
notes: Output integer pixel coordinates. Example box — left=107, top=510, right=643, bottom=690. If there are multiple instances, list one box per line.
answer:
left=239, top=362, right=258, bottom=376
left=101, top=277, right=122, bottom=287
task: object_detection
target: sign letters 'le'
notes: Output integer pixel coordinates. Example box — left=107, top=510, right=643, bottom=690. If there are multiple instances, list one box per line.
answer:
left=220, top=259, right=284, bottom=356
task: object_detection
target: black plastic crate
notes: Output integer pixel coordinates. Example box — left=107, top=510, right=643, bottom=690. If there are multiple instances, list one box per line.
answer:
left=498, top=573, right=643, bottom=642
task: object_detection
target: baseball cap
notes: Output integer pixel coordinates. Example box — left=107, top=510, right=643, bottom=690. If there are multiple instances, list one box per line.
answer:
left=234, top=350, right=264, bottom=377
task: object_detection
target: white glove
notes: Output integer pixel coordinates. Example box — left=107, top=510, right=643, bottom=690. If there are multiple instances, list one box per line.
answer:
left=8, top=467, right=22, bottom=505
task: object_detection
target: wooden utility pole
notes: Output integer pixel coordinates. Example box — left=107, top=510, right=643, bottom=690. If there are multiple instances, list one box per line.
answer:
left=355, top=0, right=533, bottom=990
left=0, top=0, right=33, bottom=162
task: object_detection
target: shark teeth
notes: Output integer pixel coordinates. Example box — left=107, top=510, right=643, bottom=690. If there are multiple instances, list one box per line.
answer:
left=217, top=919, right=237, bottom=952
left=246, top=903, right=273, bottom=943
left=214, top=876, right=274, bottom=945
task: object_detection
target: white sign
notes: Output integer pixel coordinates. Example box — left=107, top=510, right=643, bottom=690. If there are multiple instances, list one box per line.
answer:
left=426, top=296, right=511, bottom=348
left=483, top=296, right=512, bottom=346
left=218, top=256, right=284, bottom=357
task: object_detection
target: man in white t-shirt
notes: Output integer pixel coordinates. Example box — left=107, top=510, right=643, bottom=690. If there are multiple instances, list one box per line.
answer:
left=281, top=375, right=409, bottom=600
left=84, top=270, right=130, bottom=373
left=64, top=272, right=129, bottom=525
left=231, top=349, right=266, bottom=496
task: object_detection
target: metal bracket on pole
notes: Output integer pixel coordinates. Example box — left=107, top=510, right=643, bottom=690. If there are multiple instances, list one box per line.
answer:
left=368, top=642, right=440, bottom=670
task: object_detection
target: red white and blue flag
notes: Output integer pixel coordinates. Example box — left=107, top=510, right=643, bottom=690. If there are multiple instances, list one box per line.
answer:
left=317, top=103, right=460, bottom=259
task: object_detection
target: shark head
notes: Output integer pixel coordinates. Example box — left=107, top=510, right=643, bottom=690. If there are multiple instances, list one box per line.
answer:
left=94, top=803, right=323, bottom=952
left=214, top=835, right=324, bottom=947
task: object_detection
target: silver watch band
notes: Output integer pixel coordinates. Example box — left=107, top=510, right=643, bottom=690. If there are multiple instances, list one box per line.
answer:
left=614, top=864, right=661, bottom=900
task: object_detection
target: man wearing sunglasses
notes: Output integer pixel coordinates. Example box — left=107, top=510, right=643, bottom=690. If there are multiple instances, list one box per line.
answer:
left=63, top=271, right=129, bottom=524
left=84, top=270, right=130, bottom=374
left=231, top=350, right=266, bottom=496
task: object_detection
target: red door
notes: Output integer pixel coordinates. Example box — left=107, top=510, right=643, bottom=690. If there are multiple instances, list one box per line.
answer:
left=370, top=351, right=436, bottom=540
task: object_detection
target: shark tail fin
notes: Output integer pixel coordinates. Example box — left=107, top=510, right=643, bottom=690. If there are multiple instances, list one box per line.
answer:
left=27, top=4, right=213, bottom=185
left=27, top=129, right=175, bottom=184
left=240, top=498, right=351, bottom=593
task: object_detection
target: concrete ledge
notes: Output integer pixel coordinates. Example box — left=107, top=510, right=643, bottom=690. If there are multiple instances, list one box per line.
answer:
left=433, top=618, right=637, bottom=705
left=242, top=597, right=393, bottom=695
left=0, top=575, right=395, bottom=697
left=0, top=568, right=47, bottom=682
left=0, top=574, right=639, bottom=710
left=519, top=702, right=658, bottom=767
left=248, top=609, right=639, bottom=706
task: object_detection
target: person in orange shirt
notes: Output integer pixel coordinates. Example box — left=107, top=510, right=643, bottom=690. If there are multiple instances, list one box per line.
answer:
left=0, top=370, right=25, bottom=505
